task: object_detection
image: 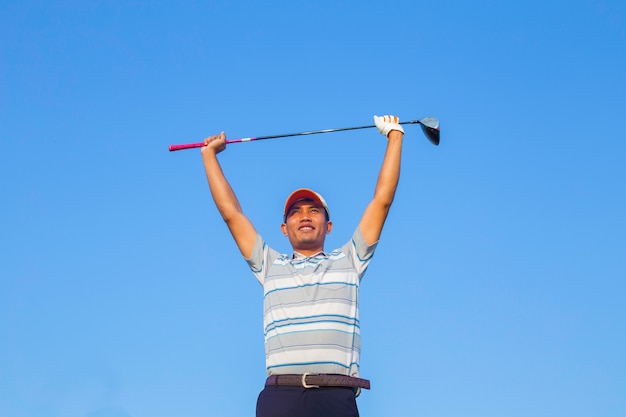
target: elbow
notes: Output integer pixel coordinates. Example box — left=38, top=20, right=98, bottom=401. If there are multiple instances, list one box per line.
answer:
left=373, top=190, right=396, bottom=210
left=220, top=208, right=244, bottom=225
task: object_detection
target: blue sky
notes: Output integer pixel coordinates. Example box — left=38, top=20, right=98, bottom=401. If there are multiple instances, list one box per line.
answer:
left=1, top=1, right=625, bottom=416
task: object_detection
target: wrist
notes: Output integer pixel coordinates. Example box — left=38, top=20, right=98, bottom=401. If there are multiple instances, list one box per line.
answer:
left=201, top=146, right=218, bottom=160
left=387, top=130, right=404, bottom=140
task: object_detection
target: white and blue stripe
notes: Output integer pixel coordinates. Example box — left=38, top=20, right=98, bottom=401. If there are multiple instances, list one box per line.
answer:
left=246, top=228, right=377, bottom=377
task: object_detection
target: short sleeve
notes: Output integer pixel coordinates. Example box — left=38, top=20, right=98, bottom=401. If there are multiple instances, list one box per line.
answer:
left=245, top=234, right=267, bottom=285
left=343, top=227, right=378, bottom=279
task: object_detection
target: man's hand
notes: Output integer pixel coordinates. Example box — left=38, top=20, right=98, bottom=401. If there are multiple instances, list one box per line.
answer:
left=374, top=115, right=404, bottom=138
left=201, top=131, right=227, bottom=155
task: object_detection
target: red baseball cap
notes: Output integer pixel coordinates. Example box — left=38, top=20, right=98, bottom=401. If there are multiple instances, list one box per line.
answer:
left=283, top=188, right=330, bottom=221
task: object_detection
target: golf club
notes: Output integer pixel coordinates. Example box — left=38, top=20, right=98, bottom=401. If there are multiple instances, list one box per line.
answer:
left=168, top=116, right=440, bottom=152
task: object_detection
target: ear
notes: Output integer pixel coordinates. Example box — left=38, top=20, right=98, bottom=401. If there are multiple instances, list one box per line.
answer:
left=281, top=223, right=288, bottom=236
left=326, top=221, right=333, bottom=234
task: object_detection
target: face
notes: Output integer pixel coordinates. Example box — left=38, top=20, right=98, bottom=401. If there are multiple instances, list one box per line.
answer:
left=281, top=200, right=332, bottom=255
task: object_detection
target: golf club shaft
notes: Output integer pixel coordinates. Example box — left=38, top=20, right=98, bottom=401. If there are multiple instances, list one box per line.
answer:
left=169, top=119, right=437, bottom=152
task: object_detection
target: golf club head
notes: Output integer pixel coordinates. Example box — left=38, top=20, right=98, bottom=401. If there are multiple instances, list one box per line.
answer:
left=419, top=117, right=440, bottom=146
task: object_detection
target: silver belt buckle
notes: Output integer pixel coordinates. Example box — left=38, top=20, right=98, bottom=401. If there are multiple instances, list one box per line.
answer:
left=301, top=373, right=320, bottom=389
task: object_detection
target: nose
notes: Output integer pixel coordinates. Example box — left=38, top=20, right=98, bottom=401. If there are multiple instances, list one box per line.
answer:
left=299, top=208, right=312, bottom=221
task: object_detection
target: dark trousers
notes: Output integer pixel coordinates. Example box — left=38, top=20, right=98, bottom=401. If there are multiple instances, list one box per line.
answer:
left=256, top=385, right=360, bottom=417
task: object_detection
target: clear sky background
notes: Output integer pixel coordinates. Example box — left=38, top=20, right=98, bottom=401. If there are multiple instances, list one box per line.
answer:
left=2, top=1, right=625, bottom=416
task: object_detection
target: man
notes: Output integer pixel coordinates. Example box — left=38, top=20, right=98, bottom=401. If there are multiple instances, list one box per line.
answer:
left=201, top=115, right=405, bottom=417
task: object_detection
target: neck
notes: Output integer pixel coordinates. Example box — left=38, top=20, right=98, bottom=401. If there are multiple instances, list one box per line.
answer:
left=293, top=247, right=324, bottom=257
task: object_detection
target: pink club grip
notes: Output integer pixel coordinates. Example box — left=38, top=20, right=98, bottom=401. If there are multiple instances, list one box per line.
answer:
left=168, top=142, right=205, bottom=152
left=169, top=137, right=257, bottom=151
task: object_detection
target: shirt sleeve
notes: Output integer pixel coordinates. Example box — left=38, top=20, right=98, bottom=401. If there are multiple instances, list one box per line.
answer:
left=245, top=234, right=267, bottom=285
left=344, top=226, right=378, bottom=279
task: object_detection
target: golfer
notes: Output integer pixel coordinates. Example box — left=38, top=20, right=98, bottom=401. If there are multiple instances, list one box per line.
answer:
left=201, top=115, right=405, bottom=417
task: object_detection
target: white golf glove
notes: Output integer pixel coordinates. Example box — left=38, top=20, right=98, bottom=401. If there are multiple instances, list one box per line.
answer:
left=374, top=115, right=404, bottom=137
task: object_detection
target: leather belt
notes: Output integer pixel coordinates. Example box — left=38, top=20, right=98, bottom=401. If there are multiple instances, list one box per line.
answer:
left=265, top=373, right=371, bottom=390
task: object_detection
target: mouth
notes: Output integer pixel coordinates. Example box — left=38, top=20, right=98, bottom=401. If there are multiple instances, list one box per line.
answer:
left=298, top=225, right=315, bottom=231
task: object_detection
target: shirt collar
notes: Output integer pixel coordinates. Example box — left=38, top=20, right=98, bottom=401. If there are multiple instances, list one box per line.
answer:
left=292, top=250, right=327, bottom=260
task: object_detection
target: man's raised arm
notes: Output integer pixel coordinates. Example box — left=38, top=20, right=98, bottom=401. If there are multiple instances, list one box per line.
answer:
left=358, top=115, right=405, bottom=246
left=201, top=132, right=257, bottom=259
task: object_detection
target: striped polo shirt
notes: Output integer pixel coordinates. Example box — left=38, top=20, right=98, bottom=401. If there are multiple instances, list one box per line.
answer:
left=246, top=227, right=377, bottom=377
